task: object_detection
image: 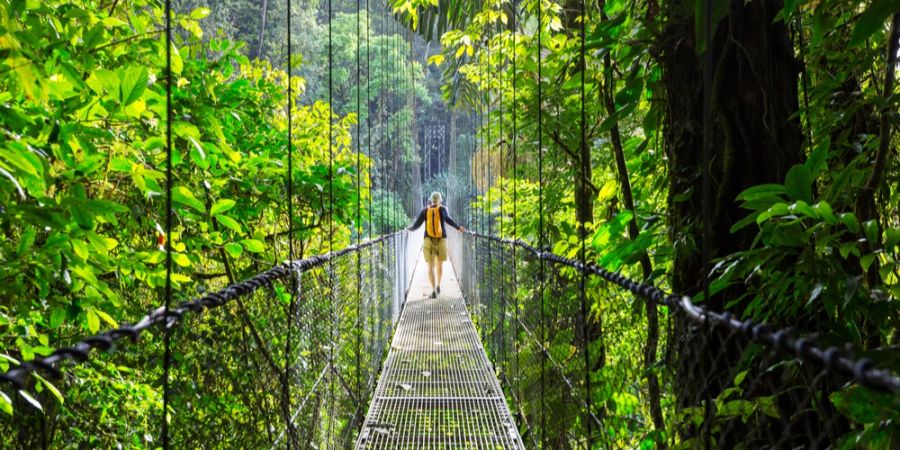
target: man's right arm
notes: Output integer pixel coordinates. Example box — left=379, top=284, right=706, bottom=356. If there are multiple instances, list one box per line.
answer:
left=408, top=209, right=425, bottom=231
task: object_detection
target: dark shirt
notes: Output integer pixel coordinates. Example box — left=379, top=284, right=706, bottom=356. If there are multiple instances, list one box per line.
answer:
left=408, top=205, right=460, bottom=238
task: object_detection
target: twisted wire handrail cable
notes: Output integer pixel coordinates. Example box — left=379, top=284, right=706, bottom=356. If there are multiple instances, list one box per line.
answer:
left=0, top=232, right=404, bottom=390
left=5, top=227, right=896, bottom=420
left=462, top=230, right=900, bottom=395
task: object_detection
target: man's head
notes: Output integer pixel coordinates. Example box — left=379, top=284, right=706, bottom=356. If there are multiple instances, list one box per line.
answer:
left=430, top=191, right=442, bottom=205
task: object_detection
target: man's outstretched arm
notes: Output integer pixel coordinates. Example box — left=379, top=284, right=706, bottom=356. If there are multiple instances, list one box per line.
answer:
left=408, top=209, right=426, bottom=231
left=441, top=207, right=465, bottom=232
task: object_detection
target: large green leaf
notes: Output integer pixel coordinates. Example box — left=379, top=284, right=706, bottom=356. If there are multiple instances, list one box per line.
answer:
left=0, top=391, right=12, bottom=415
left=784, top=165, right=813, bottom=203
left=850, top=0, right=900, bottom=46
left=210, top=199, right=236, bottom=215
left=215, top=215, right=243, bottom=233
left=240, top=239, right=266, bottom=253
left=224, top=242, right=243, bottom=258
left=830, top=386, right=900, bottom=424
left=85, top=69, right=119, bottom=96
left=173, top=186, right=206, bottom=213
left=119, top=66, right=148, bottom=106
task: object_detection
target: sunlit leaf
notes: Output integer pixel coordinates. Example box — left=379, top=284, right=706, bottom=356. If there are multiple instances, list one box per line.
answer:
left=33, top=373, right=64, bottom=405
left=849, top=0, right=900, bottom=46
left=173, top=186, right=206, bottom=213
left=240, top=239, right=265, bottom=253
left=210, top=199, right=236, bottom=216
left=18, top=390, right=42, bottom=411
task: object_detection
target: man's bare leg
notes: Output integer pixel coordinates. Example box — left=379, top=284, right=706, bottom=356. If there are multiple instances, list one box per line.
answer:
left=435, top=256, right=443, bottom=291
left=426, top=258, right=436, bottom=290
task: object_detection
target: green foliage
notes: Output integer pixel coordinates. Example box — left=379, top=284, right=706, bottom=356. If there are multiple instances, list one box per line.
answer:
left=2, top=0, right=899, bottom=446
left=0, top=0, right=367, bottom=445
left=370, top=189, right=411, bottom=234
left=398, top=0, right=900, bottom=446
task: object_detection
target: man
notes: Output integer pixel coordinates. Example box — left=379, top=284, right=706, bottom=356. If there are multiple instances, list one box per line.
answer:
left=407, top=192, right=466, bottom=298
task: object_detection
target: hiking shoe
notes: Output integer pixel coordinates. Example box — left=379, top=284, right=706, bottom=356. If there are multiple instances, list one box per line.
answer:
left=430, top=290, right=437, bottom=299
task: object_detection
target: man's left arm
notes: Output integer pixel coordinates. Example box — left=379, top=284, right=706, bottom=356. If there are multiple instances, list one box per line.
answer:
left=442, top=207, right=465, bottom=232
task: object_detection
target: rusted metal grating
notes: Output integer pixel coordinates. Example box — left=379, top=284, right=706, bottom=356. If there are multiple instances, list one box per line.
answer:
left=356, top=261, right=524, bottom=449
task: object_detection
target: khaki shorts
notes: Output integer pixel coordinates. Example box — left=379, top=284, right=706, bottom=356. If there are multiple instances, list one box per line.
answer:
left=423, top=237, right=448, bottom=261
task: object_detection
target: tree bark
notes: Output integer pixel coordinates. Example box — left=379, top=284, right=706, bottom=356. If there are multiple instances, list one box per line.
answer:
left=855, top=12, right=900, bottom=289
left=658, top=0, right=804, bottom=443
left=257, top=0, right=269, bottom=60
left=601, top=49, right=664, bottom=435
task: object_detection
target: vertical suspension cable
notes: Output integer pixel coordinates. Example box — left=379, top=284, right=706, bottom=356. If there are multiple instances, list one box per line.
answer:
left=392, top=18, right=398, bottom=232
left=354, top=0, right=363, bottom=424
left=486, top=15, right=494, bottom=356
left=398, top=22, right=404, bottom=231
left=497, top=13, right=506, bottom=369
left=367, top=0, right=373, bottom=241
left=365, top=0, right=376, bottom=373
left=326, top=0, right=336, bottom=440
left=410, top=29, right=416, bottom=212
left=578, top=0, right=592, bottom=444
left=536, top=0, right=546, bottom=444
left=385, top=11, right=392, bottom=233
left=390, top=16, right=398, bottom=302
left=284, top=0, right=296, bottom=445
left=794, top=14, right=813, bottom=152
left=511, top=0, right=519, bottom=410
left=380, top=3, right=387, bottom=234
left=701, top=0, right=714, bottom=446
left=161, top=0, right=173, bottom=447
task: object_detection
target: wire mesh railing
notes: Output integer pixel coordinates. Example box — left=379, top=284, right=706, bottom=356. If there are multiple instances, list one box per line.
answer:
left=449, top=230, right=900, bottom=449
left=0, top=232, right=417, bottom=449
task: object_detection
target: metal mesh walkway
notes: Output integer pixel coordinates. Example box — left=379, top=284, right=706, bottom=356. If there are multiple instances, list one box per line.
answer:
left=356, top=258, right=524, bottom=449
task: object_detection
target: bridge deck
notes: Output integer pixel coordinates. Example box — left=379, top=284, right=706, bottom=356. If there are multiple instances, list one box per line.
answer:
left=356, top=259, right=524, bottom=449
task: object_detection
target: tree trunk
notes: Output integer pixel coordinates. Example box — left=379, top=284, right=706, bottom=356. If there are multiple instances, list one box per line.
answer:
left=257, top=0, right=269, bottom=60
left=602, top=50, right=664, bottom=435
left=658, top=0, right=804, bottom=443
left=855, top=13, right=900, bottom=289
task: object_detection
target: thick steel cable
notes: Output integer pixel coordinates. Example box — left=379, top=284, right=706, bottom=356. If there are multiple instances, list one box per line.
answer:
left=0, top=233, right=402, bottom=391
left=284, top=0, right=297, bottom=445
left=161, top=0, right=174, bottom=446
left=578, top=0, right=593, bottom=444
left=464, top=231, right=900, bottom=395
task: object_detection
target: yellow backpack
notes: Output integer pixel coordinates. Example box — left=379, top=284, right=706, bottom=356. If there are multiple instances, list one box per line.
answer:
left=426, top=206, right=443, bottom=238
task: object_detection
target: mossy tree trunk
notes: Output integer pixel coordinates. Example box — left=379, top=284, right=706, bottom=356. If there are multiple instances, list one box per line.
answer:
left=658, top=0, right=804, bottom=442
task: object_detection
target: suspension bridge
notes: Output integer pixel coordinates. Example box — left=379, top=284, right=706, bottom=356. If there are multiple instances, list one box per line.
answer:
left=2, top=0, right=900, bottom=447
left=3, top=226, right=899, bottom=448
